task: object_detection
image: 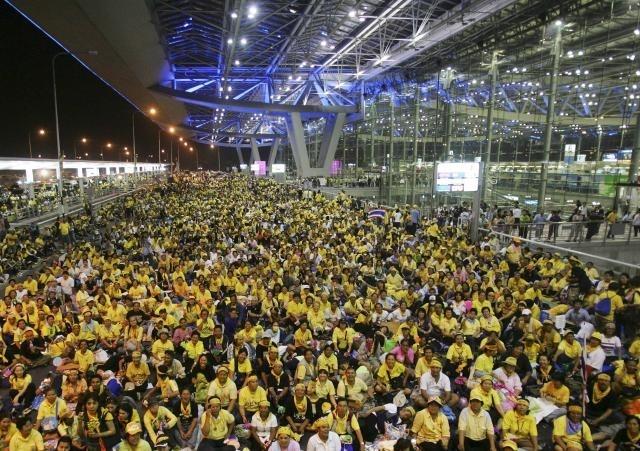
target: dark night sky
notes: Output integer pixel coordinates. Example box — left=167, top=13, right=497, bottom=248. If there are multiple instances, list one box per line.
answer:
left=0, top=2, right=217, bottom=169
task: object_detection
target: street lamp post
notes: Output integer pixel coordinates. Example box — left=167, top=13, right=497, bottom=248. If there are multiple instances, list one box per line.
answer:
left=28, top=129, right=46, bottom=159
left=52, top=50, right=97, bottom=213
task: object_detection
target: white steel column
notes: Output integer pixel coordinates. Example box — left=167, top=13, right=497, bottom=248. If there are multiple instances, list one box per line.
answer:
left=250, top=138, right=261, bottom=164
left=268, top=137, right=281, bottom=174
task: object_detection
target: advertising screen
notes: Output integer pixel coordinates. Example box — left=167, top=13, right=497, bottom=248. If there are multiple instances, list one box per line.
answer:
left=435, top=162, right=480, bottom=192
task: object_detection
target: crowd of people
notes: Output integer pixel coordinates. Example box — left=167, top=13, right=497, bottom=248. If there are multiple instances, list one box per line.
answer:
left=0, top=172, right=639, bottom=451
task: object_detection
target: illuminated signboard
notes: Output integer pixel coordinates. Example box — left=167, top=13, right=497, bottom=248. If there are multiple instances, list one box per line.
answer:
left=250, top=160, right=266, bottom=176
left=435, top=162, right=480, bottom=192
left=271, top=164, right=286, bottom=174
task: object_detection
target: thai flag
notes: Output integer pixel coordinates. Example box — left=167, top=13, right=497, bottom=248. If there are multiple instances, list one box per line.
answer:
left=368, top=209, right=386, bottom=219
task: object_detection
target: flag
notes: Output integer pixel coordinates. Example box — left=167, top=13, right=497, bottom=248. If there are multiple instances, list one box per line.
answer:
left=368, top=209, right=386, bottom=219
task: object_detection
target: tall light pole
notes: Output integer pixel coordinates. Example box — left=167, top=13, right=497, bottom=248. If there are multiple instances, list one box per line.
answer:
left=27, top=128, right=46, bottom=159
left=52, top=50, right=97, bottom=213
left=132, top=107, right=157, bottom=176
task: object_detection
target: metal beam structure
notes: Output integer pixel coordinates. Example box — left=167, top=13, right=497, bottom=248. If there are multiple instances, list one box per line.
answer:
left=151, top=85, right=357, bottom=116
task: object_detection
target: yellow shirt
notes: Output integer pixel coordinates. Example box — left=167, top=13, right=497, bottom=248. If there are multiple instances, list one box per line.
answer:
left=9, top=429, right=44, bottom=451
left=151, top=339, right=175, bottom=359
left=541, top=382, right=570, bottom=405
left=332, top=327, right=356, bottom=350
left=470, top=387, right=501, bottom=412
left=336, top=378, right=369, bottom=402
left=325, top=411, right=360, bottom=434
left=411, top=410, right=450, bottom=444
left=200, top=409, right=234, bottom=440
left=317, top=354, right=338, bottom=374
left=207, top=379, right=238, bottom=408
left=552, top=416, right=592, bottom=451
left=377, top=362, right=405, bottom=385
left=182, top=341, right=205, bottom=361
left=36, top=398, right=68, bottom=421
left=557, top=340, right=582, bottom=359
left=74, top=349, right=95, bottom=373
left=502, top=410, right=537, bottom=439
left=10, top=374, right=32, bottom=392
left=446, top=343, right=473, bottom=363
left=125, top=362, right=150, bottom=385
left=473, top=354, right=495, bottom=374
left=238, top=386, right=267, bottom=412
left=596, top=290, right=624, bottom=321
left=105, top=304, right=128, bottom=323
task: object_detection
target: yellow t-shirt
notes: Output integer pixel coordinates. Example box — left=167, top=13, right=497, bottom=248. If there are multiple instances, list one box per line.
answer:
left=552, top=416, right=592, bottom=451
left=446, top=343, right=473, bottom=363
left=473, top=354, right=495, bottom=374
left=36, top=398, right=69, bottom=421
left=317, top=354, right=338, bottom=374
left=502, top=410, right=537, bottom=439
left=470, top=387, right=501, bottom=411
left=411, top=410, right=450, bottom=444
left=377, top=362, right=405, bottom=385
left=74, top=349, right=95, bottom=373
left=541, top=382, right=570, bottom=405
left=325, top=412, right=360, bottom=434
left=557, top=340, right=582, bottom=359
left=238, top=386, right=267, bottom=412
left=9, top=429, right=44, bottom=451
left=200, top=409, right=234, bottom=440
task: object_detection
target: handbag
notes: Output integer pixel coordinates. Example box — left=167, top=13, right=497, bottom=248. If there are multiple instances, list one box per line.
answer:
left=41, top=400, right=60, bottom=432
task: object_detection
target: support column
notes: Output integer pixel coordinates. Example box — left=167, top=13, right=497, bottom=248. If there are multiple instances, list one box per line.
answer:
left=442, top=102, right=453, bottom=160
left=285, top=112, right=313, bottom=176
left=388, top=95, right=395, bottom=205
left=319, top=113, right=346, bottom=172
left=410, top=84, right=420, bottom=204
left=630, top=112, right=640, bottom=184
left=236, top=144, right=245, bottom=167
left=537, top=27, right=562, bottom=212
left=267, top=137, right=281, bottom=175
left=482, top=51, right=499, bottom=201
left=250, top=138, right=260, bottom=164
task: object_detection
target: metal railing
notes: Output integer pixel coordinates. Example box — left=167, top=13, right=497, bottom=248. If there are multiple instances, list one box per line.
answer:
left=481, top=226, right=640, bottom=276
left=484, top=220, right=640, bottom=245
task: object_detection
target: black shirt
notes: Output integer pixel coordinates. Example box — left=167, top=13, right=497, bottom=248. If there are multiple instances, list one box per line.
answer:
left=613, top=428, right=640, bottom=451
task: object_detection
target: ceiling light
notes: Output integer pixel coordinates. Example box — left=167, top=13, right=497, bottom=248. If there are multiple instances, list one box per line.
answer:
left=248, top=5, right=258, bottom=18
left=234, top=60, right=240, bottom=66
left=555, top=20, right=563, bottom=26
left=289, top=8, right=297, bottom=13
left=227, top=86, right=233, bottom=92
left=227, top=38, right=233, bottom=44
left=635, top=29, right=640, bottom=36
left=321, top=39, right=327, bottom=47
left=231, top=11, right=238, bottom=19
left=296, top=76, right=301, bottom=81
left=240, top=37, right=247, bottom=45
left=348, top=9, right=357, bottom=18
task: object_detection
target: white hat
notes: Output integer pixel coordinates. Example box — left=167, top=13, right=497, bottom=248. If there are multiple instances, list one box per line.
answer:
left=522, top=309, right=532, bottom=315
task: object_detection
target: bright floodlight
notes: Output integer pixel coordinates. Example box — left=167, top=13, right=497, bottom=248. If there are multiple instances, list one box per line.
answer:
left=227, top=38, right=233, bottom=44
left=555, top=20, right=562, bottom=26
left=635, top=29, right=640, bottom=36
left=231, top=11, right=238, bottom=19
left=81, top=138, right=87, bottom=143
left=169, top=126, right=176, bottom=133
left=38, top=129, right=45, bottom=135
left=348, top=9, right=357, bottom=18
left=149, top=107, right=157, bottom=115
left=321, top=39, right=327, bottom=47
left=248, top=5, right=257, bottom=18
left=107, top=143, right=112, bottom=148
left=240, top=37, right=247, bottom=45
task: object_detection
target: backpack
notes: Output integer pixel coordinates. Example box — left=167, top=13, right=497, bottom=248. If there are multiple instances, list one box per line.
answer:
left=594, top=297, right=611, bottom=316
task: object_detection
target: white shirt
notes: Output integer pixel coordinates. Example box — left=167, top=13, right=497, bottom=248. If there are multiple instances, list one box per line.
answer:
left=388, top=308, right=411, bottom=322
left=251, top=411, right=277, bottom=440
left=56, top=276, right=75, bottom=295
left=420, top=371, right=451, bottom=397
left=512, top=208, right=522, bottom=218
left=585, top=346, right=606, bottom=372
left=306, top=432, right=342, bottom=451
